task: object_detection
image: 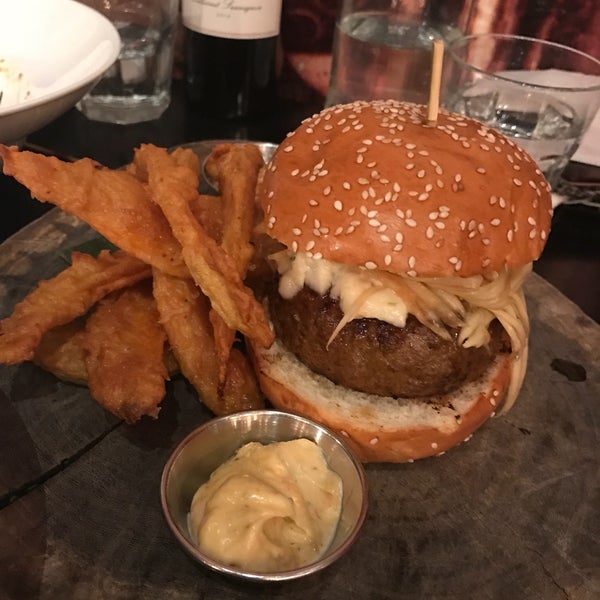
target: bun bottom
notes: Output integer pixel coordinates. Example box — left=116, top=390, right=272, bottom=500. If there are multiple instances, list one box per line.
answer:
left=249, top=338, right=512, bottom=463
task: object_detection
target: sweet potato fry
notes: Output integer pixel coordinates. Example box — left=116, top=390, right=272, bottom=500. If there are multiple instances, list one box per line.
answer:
left=134, top=144, right=273, bottom=348
left=189, top=194, right=224, bottom=242
left=152, top=269, right=220, bottom=411
left=34, top=318, right=180, bottom=386
left=221, top=347, right=264, bottom=414
left=0, top=250, right=151, bottom=364
left=33, top=320, right=88, bottom=385
left=152, top=269, right=263, bottom=415
left=0, top=145, right=187, bottom=277
left=205, top=143, right=264, bottom=272
left=171, top=146, right=202, bottom=177
left=204, top=143, right=266, bottom=379
left=83, top=282, right=168, bottom=423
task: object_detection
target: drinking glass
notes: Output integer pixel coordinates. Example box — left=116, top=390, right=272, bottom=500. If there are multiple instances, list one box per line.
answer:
left=75, top=0, right=179, bottom=124
left=325, top=0, right=474, bottom=107
left=442, top=33, right=600, bottom=187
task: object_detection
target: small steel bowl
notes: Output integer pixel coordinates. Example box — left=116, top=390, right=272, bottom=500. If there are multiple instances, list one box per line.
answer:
left=160, top=410, right=368, bottom=582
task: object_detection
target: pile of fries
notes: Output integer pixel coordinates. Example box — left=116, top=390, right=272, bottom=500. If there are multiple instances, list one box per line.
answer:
left=0, top=142, right=276, bottom=423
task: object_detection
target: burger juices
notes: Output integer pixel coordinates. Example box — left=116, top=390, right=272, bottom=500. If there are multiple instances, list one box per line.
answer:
left=251, top=100, right=552, bottom=463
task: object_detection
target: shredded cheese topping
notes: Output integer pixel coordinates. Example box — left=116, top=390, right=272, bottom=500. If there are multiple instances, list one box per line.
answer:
left=272, top=250, right=530, bottom=412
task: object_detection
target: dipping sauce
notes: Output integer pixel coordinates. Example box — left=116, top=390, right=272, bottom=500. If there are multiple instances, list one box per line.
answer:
left=188, top=438, right=343, bottom=573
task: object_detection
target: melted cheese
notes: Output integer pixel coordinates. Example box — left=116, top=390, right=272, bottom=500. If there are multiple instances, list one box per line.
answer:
left=188, top=439, right=343, bottom=573
left=272, top=250, right=530, bottom=412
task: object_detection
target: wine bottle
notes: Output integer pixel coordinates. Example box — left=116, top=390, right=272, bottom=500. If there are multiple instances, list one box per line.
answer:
left=182, top=1, right=282, bottom=119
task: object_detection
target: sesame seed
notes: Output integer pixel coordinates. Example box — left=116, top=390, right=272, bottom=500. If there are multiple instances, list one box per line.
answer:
left=513, top=178, right=523, bottom=186
left=323, top=186, right=332, bottom=196
left=384, top=254, right=392, bottom=265
left=490, top=218, right=501, bottom=226
left=334, top=200, right=343, bottom=211
left=417, top=170, right=425, bottom=178
left=406, top=218, right=417, bottom=227
left=291, top=168, right=300, bottom=176
left=306, top=240, right=315, bottom=251
left=283, top=145, right=294, bottom=152
left=292, top=227, right=302, bottom=235
left=365, top=261, right=377, bottom=270
left=426, top=226, right=434, bottom=239
left=408, top=256, right=416, bottom=268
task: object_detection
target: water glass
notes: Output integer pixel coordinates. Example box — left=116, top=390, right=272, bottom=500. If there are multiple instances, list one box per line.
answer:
left=76, top=0, right=179, bottom=124
left=325, top=0, right=474, bottom=107
left=442, top=33, right=600, bottom=187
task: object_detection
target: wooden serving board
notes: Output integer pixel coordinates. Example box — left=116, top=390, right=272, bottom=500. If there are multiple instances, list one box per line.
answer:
left=1, top=175, right=599, bottom=599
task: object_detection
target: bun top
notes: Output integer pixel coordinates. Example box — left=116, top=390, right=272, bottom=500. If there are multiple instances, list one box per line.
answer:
left=257, top=100, right=552, bottom=277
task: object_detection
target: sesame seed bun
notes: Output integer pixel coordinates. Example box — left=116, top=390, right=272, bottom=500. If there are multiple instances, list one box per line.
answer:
left=252, top=99, right=552, bottom=463
left=249, top=336, right=511, bottom=463
left=258, top=100, right=552, bottom=278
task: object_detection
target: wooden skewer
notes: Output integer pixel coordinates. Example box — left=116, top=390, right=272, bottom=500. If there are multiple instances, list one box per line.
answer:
left=426, top=38, right=445, bottom=126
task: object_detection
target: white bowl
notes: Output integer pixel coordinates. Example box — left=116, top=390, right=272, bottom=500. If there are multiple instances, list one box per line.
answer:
left=0, top=0, right=121, bottom=143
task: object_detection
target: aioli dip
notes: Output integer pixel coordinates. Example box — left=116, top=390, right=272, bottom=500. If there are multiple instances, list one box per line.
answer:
left=188, top=439, right=343, bottom=572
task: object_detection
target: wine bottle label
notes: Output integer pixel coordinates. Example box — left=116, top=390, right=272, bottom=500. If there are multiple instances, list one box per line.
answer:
left=182, top=1, right=282, bottom=40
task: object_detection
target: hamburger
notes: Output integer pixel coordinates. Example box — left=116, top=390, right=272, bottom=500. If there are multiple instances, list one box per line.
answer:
left=250, top=99, right=552, bottom=462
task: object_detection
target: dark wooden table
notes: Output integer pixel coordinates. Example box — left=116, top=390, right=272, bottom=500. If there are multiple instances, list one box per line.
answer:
left=1, top=80, right=599, bottom=599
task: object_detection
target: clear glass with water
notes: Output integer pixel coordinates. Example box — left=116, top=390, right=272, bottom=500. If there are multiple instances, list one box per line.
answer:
left=325, top=1, right=474, bottom=107
left=76, top=0, right=178, bottom=125
left=443, top=34, right=600, bottom=187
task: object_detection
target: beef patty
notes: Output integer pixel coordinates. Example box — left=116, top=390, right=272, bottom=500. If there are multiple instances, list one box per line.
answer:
left=267, top=284, right=510, bottom=398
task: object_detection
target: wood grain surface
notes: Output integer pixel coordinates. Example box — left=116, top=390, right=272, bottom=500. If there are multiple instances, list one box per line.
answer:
left=1, top=210, right=599, bottom=599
